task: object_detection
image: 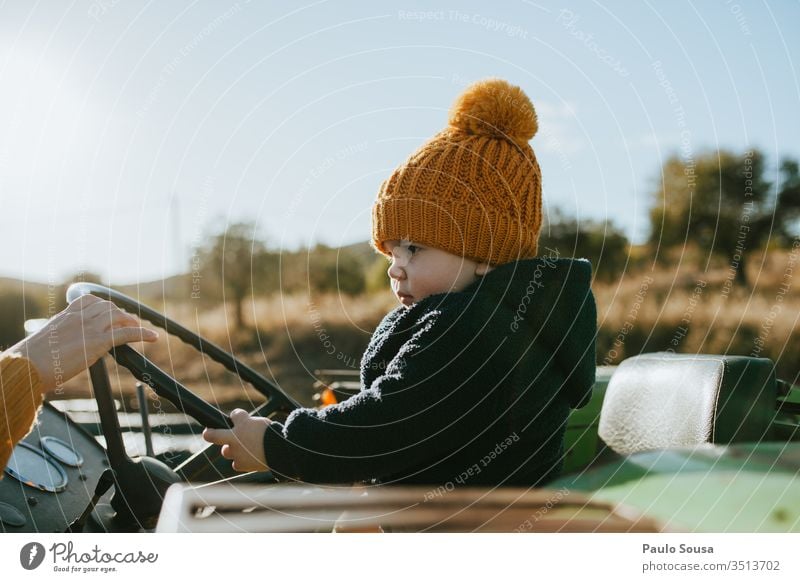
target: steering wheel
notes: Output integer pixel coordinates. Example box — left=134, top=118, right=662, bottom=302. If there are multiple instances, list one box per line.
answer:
left=66, top=283, right=300, bottom=530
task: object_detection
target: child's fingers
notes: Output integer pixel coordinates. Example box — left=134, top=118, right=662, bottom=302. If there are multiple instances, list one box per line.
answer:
left=203, top=427, right=232, bottom=445
left=231, top=455, right=260, bottom=473
left=231, top=459, right=252, bottom=472
left=230, top=408, right=250, bottom=425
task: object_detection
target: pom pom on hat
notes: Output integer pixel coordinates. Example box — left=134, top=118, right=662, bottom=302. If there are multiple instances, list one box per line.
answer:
left=448, top=78, right=538, bottom=148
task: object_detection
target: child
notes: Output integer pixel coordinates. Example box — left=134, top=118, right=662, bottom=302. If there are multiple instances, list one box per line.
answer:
left=203, top=78, right=597, bottom=487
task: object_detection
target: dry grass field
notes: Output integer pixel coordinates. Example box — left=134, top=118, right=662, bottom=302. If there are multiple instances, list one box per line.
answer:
left=594, top=249, right=799, bottom=374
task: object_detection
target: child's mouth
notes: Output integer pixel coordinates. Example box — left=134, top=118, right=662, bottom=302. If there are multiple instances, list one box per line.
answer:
left=397, top=292, right=413, bottom=305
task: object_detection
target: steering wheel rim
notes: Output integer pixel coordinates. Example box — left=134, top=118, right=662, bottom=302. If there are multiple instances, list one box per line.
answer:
left=66, top=282, right=300, bottom=528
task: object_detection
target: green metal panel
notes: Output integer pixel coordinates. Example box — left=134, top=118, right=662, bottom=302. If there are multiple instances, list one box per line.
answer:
left=555, top=442, right=800, bottom=490
left=562, top=366, right=613, bottom=473
left=554, top=443, right=800, bottom=532
left=591, top=472, right=800, bottom=532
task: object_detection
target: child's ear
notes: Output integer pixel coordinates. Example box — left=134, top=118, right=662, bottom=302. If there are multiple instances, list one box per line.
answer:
left=475, top=262, right=494, bottom=276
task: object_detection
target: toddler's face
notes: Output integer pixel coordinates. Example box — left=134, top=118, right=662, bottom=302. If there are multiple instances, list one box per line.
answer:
left=384, top=240, right=492, bottom=307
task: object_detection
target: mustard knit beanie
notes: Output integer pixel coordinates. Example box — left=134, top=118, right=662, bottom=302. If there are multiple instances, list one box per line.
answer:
left=371, top=78, right=542, bottom=266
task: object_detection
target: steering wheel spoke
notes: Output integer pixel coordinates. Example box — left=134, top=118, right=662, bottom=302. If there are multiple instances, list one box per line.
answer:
left=111, top=345, right=233, bottom=429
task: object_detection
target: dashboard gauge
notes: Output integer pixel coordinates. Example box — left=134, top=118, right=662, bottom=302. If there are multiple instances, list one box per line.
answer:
left=41, top=436, right=84, bottom=468
left=0, top=502, right=26, bottom=527
left=3, top=442, right=68, bottom=493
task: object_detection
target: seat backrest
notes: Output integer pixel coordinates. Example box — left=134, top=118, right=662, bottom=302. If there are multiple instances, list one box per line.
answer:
left=598, top=352, right=776, bottom=455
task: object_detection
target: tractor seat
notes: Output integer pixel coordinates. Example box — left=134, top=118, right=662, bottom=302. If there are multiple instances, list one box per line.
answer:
left=598, top=352, right=777, bottom=455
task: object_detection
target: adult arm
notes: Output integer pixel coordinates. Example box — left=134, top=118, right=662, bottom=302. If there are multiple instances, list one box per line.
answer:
left=0, top=354, right=43, bottom=470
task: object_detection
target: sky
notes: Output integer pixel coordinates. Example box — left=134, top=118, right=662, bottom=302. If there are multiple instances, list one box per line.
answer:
left=1, top=0, right=798, bottom=285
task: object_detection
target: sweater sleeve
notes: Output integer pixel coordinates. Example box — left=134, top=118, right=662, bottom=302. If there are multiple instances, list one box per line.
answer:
left=263, top=301, right=503, bottom=483
left=0, top=353, right=44, bottom=472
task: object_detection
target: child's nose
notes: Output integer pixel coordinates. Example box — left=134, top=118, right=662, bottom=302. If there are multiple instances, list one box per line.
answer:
left=387, top=261, right=405, bottom=280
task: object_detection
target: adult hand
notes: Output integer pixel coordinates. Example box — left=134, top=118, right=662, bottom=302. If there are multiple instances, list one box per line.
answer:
left=203, top=409, right=271, bottom=472
left=6, top=295, right=159, bottom=392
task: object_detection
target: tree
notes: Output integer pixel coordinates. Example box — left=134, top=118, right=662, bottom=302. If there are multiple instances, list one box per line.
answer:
left=539, top=208, right=630, bottom=282
left=777, top=158, right=800, bottom=243
left=0, top=288, right=45, bottom=349
left=365, top=255, right=391, bottom=294
left=194, top=222, right=271, bottom=328
left=306, top=244, right=366, bottom=296
left=648, top=149, right=774, bottom=287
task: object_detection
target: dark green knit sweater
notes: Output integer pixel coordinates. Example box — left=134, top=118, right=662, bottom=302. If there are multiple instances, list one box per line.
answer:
left=263, top=256, right=597, bottom=486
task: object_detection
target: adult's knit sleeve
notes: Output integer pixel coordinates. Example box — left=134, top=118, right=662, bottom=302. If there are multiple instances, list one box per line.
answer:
left=0, top=354, right=44, bottom=472
left=263, top=301, right=504, bottom=483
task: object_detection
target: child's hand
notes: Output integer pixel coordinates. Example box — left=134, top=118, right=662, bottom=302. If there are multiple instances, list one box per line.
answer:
left=202, top=409, right=271, bottom=472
